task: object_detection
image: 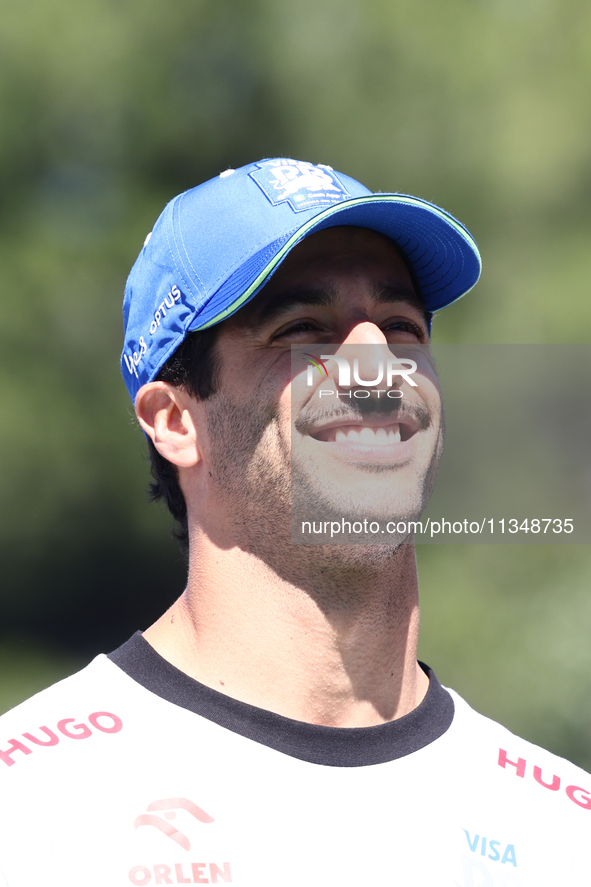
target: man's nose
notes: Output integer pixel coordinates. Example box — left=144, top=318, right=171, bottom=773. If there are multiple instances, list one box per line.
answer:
left=338, top=322, right=391, bottom=388
left=341, top=321, right=388, bottom=347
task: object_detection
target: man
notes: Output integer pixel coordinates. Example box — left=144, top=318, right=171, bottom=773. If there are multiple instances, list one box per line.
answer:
left=0, top=158, right=588, bottom=886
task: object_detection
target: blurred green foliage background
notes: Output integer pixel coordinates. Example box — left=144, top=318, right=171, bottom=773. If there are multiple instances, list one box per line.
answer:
left=1, top=0, right=591, bottom=768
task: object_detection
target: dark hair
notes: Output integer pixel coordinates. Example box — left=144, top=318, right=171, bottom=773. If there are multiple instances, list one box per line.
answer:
left=147, top=324, right=221, bottom=553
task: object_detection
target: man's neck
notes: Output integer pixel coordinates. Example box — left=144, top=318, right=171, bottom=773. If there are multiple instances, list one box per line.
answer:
left=143, top=538, right=428, bottom=728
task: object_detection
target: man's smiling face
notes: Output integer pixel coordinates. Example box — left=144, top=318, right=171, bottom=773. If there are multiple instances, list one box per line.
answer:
left=197, top=226, right=443, bottom=547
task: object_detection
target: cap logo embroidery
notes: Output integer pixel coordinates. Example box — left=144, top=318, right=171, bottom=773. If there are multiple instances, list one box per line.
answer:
left=123, top=284, right=183, bottom=379
left=249, top=159, right=349, bottom=212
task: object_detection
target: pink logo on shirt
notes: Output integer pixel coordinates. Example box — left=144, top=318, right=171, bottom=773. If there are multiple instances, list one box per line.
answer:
left=134, top=798, right=214, bottom=851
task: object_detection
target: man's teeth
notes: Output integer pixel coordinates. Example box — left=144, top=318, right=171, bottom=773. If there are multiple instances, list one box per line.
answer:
left=333, top=426, right=401, bottom=444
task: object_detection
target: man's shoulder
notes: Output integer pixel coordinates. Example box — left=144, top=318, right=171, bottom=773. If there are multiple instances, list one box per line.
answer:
left=444, top=685, right=591, bottom=812
left=0, top=652, right=136, bottom=777
left=0, top=634, right=161, bottom=731
left=0, top=653, right=114, bottom=721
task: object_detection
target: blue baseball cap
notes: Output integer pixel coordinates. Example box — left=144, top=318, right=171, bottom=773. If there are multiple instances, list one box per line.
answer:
left=122, top=157, right=481, bottom=402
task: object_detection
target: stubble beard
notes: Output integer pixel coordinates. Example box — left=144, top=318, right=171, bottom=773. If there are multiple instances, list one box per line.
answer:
left=290, top=435, right=442, bottom=549
left=205, top=390, right=291, bottom=544
left=204, top=389, right=444, bottom=592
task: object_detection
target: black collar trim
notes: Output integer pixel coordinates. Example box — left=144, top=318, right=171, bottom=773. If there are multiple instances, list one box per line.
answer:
left=108, top=632, right=454, bottom=767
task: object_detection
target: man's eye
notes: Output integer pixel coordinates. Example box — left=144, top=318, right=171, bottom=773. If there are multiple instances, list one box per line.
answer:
left=273, top=321, right=322, bottom=339
left=382, top=319, right=425, bottom=340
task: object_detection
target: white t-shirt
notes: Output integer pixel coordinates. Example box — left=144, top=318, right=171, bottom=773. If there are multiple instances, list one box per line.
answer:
left=0, top=632, right=588, bottom=886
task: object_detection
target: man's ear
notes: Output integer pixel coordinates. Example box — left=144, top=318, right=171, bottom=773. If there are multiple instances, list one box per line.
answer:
left=134, top=381, right=201, bottom=468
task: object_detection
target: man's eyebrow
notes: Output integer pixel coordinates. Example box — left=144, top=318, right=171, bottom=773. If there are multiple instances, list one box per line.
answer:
left=250, top=283, right=425, bottom=329
left=249, top=289, right=338, bottom=328
left=374, top=283, right=426, bottom=313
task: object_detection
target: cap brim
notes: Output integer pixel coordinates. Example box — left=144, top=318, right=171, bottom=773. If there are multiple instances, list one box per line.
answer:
left=191, top=194, right=481, bottom=331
